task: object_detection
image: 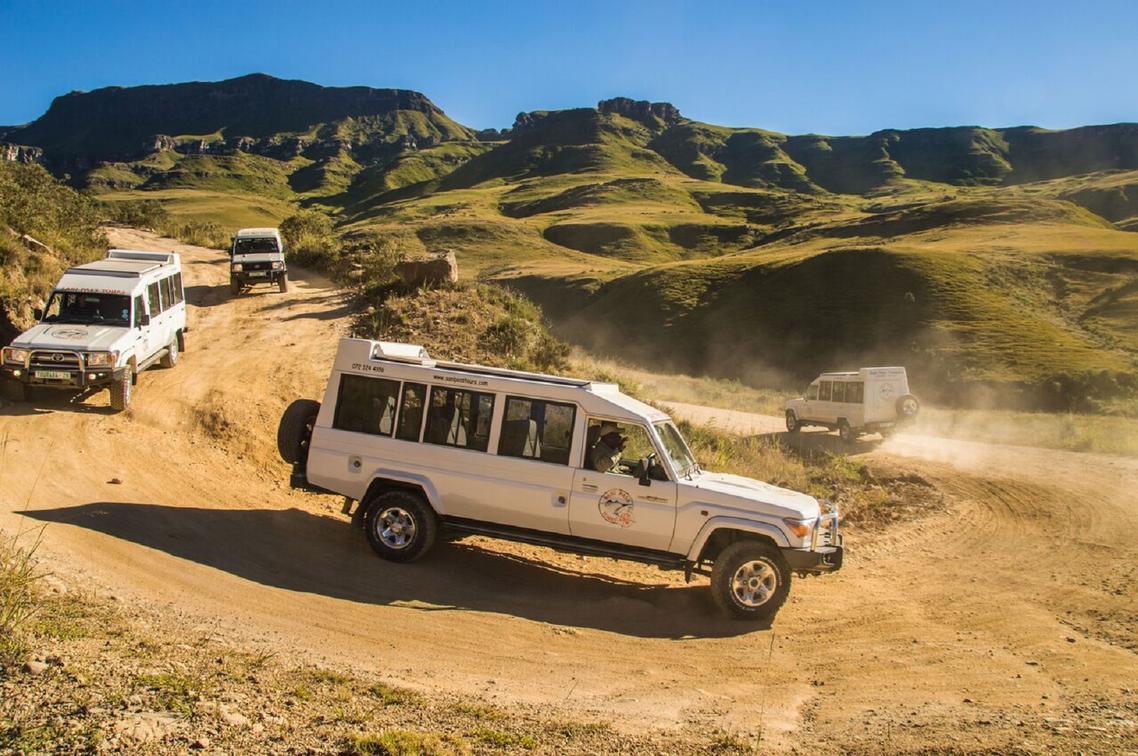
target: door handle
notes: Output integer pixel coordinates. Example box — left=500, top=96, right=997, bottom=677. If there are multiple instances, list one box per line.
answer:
left=582, top=484, right=598, bottom=492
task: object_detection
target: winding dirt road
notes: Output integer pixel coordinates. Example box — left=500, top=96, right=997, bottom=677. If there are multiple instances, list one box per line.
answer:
left=2, top=230, right=1136, bottom=751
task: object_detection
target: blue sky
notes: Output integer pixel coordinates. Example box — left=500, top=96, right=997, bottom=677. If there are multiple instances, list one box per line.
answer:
left=1, top=0, right=1135, bottom=134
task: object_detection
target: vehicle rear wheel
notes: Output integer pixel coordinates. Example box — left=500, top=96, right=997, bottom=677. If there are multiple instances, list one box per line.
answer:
left=838, top=419, right=855, bottom=444
left=277, top=399, right=321, bottom=465
left=710, top=540, right=791, bottom=620
left=364, top=490, right=438, bottom=563
left=230, top=277, right=241, bottom=296
left=785, top=411, right=800, bottom=433
left=109, top=371, right=132, bottom=412
left=159, top=334, right=179, bottom=368
left=278, top=273, right=289, bottom=293
left=896, top=394, right=920, bottom=420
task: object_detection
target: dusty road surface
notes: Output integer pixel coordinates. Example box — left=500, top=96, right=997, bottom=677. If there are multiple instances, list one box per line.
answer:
left=2, top=230, right=1137, bottom=752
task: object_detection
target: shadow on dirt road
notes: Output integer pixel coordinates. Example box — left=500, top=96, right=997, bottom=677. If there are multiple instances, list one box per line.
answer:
left=24, top=502, right=761, bottom=640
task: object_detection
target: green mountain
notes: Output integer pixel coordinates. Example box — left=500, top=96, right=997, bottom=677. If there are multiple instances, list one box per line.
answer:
left=5, top=75, right=1137, bottom=410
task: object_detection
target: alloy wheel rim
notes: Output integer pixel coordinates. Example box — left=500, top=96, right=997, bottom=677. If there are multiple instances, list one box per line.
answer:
left=731, top=559, right=777, bottom=607
left=377, top=507, right=416, bottom=549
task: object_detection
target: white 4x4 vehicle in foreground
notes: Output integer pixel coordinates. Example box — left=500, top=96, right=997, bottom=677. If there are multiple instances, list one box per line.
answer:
left=230, top=227, right=288, bottom=295
left=279, top=339, right=842, bottom=620
left=1, top=249, right=186, bottom=411
left=785, top=367, right=919, bottom=442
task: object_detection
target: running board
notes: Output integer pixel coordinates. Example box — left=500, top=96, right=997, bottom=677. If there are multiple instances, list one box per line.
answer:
left=442, top=517, right=687, bottom=569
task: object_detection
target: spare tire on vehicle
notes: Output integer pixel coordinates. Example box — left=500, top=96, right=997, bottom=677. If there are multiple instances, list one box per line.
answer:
left=278, top=399, right=321, bottom=465
left=896, top=394, right=920, bottom=419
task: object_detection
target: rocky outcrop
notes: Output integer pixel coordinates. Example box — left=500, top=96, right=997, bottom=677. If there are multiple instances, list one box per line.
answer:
left=2, top=143, right=44, bottom=163
left=395, top=250, right=458, bottom=288
left=150, top=135, right=177, bottom=152
left=598, top=97, right=682, bottom=128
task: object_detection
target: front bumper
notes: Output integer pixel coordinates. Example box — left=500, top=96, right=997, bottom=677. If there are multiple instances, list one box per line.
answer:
left=781, top=505, right=844, bottom=574
left=232, top=269, right=286, bottom=284
left=2, top=361, right=126, bottom=390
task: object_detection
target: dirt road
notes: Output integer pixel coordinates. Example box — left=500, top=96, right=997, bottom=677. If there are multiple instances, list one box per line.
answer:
left=2, top=231, right=1136, bottom=751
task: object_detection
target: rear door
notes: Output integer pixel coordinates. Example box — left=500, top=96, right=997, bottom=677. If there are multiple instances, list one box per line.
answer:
left=144, top=281, right=168, bottom=360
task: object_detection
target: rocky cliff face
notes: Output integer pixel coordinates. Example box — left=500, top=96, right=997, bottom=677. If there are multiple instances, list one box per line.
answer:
left=1, top=143, right=44, bottom=164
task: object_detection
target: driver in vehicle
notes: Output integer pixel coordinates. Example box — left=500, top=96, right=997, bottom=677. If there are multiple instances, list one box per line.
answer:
left=589, top=423, right=626, bottom=473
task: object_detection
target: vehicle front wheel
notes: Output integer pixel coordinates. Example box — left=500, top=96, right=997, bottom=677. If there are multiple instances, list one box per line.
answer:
left=838, top=419, right=856, bottom=444
left=710, top=541, right=791, bottom=620
left=278, top=273, right=289, bottom=293
left=2, top=379, right=26, bottom=402
left=785, top=411, right=800, bottom=433
left=159, top=335, right=179, bottom=368
left=364, top=490, right=438, bottom=563
left=109, top=371, right=132, bottom=412
left=230, top=277, right=241, bottom=296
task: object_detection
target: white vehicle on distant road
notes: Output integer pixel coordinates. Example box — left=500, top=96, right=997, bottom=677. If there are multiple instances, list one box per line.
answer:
left=278, top=339, right=843, bottom=620
left=785, top=367, right=919, bottom=442
left=230, top=227, right=288, bottom=295
left=1, top=249, right=186, bottom=411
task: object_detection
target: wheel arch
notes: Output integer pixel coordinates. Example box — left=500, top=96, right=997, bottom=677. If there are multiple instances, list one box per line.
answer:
left=686, top=517, right=790, bottom=563
left=357, top=470, right=444, bottom=520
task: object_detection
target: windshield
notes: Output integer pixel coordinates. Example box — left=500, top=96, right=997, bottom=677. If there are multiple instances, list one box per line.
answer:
left=655, top=421, right=699, bottom=478
left=42, top=291, right=131, bottom=326
left=233, top=237, right=279, bottom=255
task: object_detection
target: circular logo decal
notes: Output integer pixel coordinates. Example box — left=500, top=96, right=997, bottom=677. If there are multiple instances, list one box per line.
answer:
left=51, top=353, right=65, bottom=362
left=48, top=327, right=86, bottom=340
left=598, top=488, right=634, bottom=528
left=879, top=382, right=896, bottom=399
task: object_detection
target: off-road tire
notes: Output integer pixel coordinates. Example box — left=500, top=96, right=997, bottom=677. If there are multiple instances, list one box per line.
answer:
left=364, top=490, right=438, bottom=563
left=230, top=277, right=241, bottom=296
left=896, top=394, right=920, bottom=420
left=2, top=379, right=26, bottom=402
left=109, top=372, right=132, bottom=412
left=710, top=540, right=791, bottom=621
left=278, top=273, right=289, bottom=293
left=785, top=411, right=800, bottom=433
left=838, top=419, right=855, bottom=444
left=159, top=335, right=179, bottom=368
left=277, top=399, right=321, bottom=465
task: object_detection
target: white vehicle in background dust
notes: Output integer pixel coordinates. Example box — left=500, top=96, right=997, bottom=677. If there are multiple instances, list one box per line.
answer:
left=278, top=339, right=843, bottom=620
left=785, top=367, right=920, bottom=442
left=229, top=227, right=288, bottom=295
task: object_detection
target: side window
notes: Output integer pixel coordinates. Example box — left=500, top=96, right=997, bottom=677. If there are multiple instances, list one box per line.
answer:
left=147, top=283, right=161, bottom=317
left=172, top=272, right=184, bottom=305
left=333, top=374, right=400, bottom=436
left=160, top=276, right=175, bottom=311
left=498, top=396, right=576, bottom=465
left=849, top=382, right=864, bottom=404
left=133, top=295, right=145, bottom=328
left=583, top=419, right=656, bottom=475
left=807, top=383, right=819, bottom=400
left=424, top=387, right=495, bottom=452
left=819, top=381, right=832, bottom=401
left=832, top=381, right=847, bottom=403
left=395, top=382, right=427, bottom=441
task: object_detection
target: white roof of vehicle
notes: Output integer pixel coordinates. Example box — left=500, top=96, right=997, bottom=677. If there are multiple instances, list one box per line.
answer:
left=336, top=339, right=669, bottom=424
left=235, top=227, right=281, bottom=238
left=56, top=249, right=179, bottom=294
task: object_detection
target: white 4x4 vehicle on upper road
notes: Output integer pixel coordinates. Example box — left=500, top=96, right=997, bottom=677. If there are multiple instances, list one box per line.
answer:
left=230, top=227, right=288, bottom=295
left=1, top=249, right=186, bottom=411
left=785, top=367, right=919, bottom=442
left=278, top=339, right=843, bottom=620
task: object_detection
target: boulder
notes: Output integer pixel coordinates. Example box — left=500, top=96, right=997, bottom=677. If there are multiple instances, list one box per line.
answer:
left=395, top=250, right=458, bottom=288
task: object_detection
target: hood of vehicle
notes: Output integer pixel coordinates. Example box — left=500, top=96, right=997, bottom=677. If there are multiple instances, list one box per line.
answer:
left=232, top=253, right=282, bottom=264
left=688, top=472, right=820, bottom=520
left=13, top=323, right=134, bottom=352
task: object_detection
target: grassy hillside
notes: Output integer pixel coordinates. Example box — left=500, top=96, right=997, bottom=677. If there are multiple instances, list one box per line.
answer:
left=5, top=77, right=1136, bottom=410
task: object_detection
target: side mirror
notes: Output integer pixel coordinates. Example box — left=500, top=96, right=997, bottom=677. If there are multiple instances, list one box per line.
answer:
left=140, top=313, right=151, bottom=327
left=635, top=458, right=651, bottom=487
left=33, top=307, right=43, bottom=321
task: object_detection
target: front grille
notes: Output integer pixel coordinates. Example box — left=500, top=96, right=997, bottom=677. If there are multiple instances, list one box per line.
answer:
left=30, top=351, right=81, bottom=370
left=244, top=261, right=273, bottom=272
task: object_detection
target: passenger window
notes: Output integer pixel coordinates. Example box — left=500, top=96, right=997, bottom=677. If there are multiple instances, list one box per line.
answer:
left=807, top=383, right=819, bottom=400
left=333, top=374, right=400, bottom=436
left=832, top=382, right=847, bottom=403
left=819, top=381, right=832, bottom=401
left=147, top=283, right=161, bottom=317
left=583, top=419, right=658, bottom=476
left=498, top=396, right=576, bottom=465
left=133, top=295, right=145, bottom=328
left=172, top=273, right=184, bottom=304
left=160, top=276, right=175, bottom=310
left=395, top=382, right=427, bottom=441
left=849, top=382, right=864, bottom=403
left=425, top=387, right=495, bottom=452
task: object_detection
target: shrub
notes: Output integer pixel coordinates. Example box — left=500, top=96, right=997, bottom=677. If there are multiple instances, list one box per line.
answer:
left=0, top=531, right=43, bottom=667
left=280, top=210, right=337, bottom=268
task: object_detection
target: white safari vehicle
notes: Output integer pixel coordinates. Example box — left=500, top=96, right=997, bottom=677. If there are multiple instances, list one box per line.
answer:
left=1, top=249, right=186, bottom=411
left=230, top=227, right=288, bottom=295
left=785, top=367, right=919, bottom=442
left=279, top=339, right=843, bottom=620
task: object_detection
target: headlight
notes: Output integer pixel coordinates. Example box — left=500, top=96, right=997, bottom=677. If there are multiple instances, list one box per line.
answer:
left=783, top=518, right=814, bottom=539
left=2, top=347, right=29, bottom=365
left=271, top=261, right=282, bottom=270
left=231, top=263, right=243, bottom=272
left=85, top=351, right=118, bottom=368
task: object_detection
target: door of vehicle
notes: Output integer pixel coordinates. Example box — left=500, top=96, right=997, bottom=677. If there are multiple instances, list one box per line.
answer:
left=816, top=379, right=835, bottom=423
left=131, top=294, right=151, bottom=363
left=569, top=420, right=677, bottom=551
